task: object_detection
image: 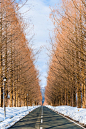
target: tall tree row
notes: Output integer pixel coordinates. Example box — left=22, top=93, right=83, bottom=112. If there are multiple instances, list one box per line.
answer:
left=45, top=0, right=86, bottom=108
left=0, top=0, right=41, bottom=107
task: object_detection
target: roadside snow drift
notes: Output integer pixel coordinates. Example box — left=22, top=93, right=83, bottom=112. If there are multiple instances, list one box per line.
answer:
left=46, top=105, right=86, bottom=125
left=0, top=106, right=40, bottom=129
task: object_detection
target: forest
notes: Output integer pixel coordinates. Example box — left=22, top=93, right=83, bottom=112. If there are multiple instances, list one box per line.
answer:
left=0, top=0, right=42, bottom=107
left=45, top=0, right=86, bottom=108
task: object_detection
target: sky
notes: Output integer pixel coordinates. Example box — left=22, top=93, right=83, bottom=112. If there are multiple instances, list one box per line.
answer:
left=18, top=0, right=61, bottom=95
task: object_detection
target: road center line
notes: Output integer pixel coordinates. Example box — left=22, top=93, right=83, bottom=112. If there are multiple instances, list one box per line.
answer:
left=41, top=106, right=43, bottom=116
left=41, top=106, right=43, bottom=124
left=41, top=119, right=43, bottom=123
left=41, top=115, right=43, bottom=118
left=40, top=127, right=43, bottom=129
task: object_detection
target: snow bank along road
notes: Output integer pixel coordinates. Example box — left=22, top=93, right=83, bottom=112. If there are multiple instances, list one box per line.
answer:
left=0, top=106, right=39, bottom=129
left=9, top=106, right=83, bottom=129
left=46, top=105, right=86, bottom=127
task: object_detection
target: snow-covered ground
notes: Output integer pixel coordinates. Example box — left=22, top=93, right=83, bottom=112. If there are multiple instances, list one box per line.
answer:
left=0, top=106, right=40, bottom=129
left=46, top=105, right=86, bottom=126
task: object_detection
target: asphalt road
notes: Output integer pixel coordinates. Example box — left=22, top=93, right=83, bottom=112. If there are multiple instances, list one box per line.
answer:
left=9, top=106, right=83, bottom=129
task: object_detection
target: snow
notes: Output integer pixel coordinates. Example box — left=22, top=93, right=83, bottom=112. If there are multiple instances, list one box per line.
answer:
left=46, top=105, right=86, bottom=125
left=0, top=106, right=40, bottom=129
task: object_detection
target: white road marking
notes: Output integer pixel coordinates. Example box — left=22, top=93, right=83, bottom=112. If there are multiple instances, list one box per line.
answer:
left=53, top=110, right=85, bottom=129
left=41, top=106, right=43, bottom=123
left=41, top=119, right=43, bottom=123
left=60, top=114, right=85, bottom=129
left=42, top=106, right=43, bottom=116
left=40, top=106, right=43, bottom=129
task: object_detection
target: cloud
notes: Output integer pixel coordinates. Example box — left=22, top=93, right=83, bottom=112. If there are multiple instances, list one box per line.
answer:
left=19, top=0, right=59, bottom=89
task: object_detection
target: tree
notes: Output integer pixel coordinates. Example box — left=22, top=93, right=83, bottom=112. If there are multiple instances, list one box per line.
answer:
left=45, top=0, right=85, bottom=108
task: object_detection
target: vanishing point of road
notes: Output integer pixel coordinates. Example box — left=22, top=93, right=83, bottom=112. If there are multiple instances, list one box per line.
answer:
left=9, top=106, right=83, bottom=129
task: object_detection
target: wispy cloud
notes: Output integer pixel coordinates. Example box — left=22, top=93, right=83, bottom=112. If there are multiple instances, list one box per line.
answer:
left=19, top=0, right=60, bottom=88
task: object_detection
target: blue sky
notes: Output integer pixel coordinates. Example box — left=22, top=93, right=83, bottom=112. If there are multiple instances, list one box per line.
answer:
left=18, top=0, right=61, bottom=93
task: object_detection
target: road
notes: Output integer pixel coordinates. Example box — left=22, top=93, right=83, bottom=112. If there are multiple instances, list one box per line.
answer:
left=9, top=106, right=83, bottom=129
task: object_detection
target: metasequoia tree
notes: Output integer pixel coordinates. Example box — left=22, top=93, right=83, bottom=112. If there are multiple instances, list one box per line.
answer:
left=0, top=0, right=41, bottom=107
left=45, top=0, right=85, bottom=108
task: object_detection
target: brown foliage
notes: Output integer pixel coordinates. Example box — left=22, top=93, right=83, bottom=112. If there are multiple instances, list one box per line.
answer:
left=45, top=0, right=85, bottom=108
left=0, top=0, right=41, bottom=107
